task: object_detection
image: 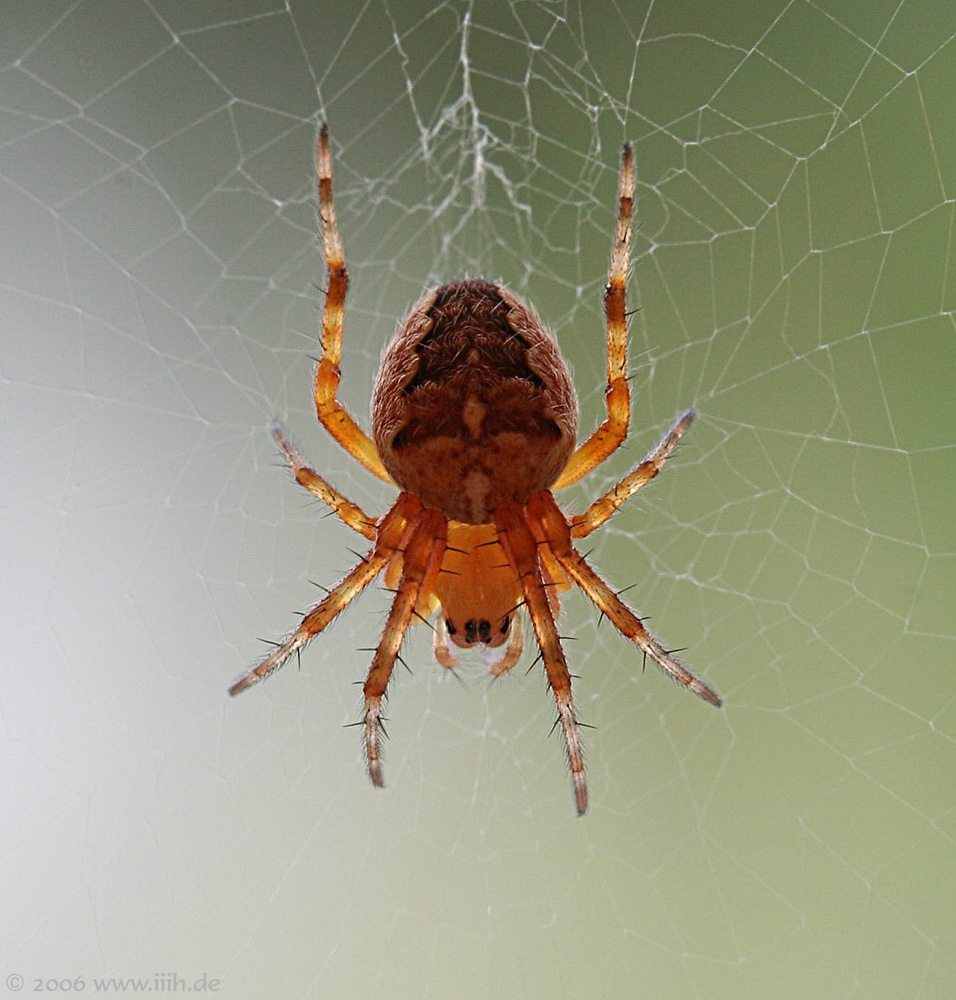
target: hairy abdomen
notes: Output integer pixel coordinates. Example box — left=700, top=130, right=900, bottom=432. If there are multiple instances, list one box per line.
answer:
left=372, top=279, right=578, bottom=524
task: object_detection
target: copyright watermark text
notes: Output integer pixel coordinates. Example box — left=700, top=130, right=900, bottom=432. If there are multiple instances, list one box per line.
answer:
left=5, top=973, right=221, bottom=993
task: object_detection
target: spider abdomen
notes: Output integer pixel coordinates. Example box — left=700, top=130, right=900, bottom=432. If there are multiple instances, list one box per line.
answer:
left=371, top=279, right=578, bottom=523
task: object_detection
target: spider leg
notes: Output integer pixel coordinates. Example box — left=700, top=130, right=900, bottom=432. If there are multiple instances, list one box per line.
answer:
left=228, top=494, right=421, bottom=697
left=363, top=506, right=447, bottom=788
left=270, top=422, right=377, bottom=540
left=494, top=500, right=588, bottom=815
left=528, top=491, right=721, bottom=707
left=570, top=409, right=695, bottom=539
left=314, top=124, right=392, bottom=484
left=228, top=549, right=388, bottom=696
left=554, top=142, right=634, bottom=490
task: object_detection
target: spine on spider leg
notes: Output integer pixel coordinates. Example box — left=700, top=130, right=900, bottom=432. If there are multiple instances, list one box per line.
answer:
left=314, top=124, right=348, bottom=419
left=527, top=491, right=722, bottom=709
left=603, top=141, right=635, bottom=417
left=311, top=124, right=392, bottom=485
left=361, top=506, right=447, bottom=789
left=228, top=550, right=388, bottom=697
left=593, top=140, right=634, bottom=461
left=228, top=495, right=421, bottom=698
left=570, top=408, right=697, bottom=540
left=553, top=141, right=635, bottom=492
left=494, top=500, right=589, bottom=815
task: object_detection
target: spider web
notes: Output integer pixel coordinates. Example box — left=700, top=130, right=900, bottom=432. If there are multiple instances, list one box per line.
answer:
left=3, top=1, right=954, bottom=997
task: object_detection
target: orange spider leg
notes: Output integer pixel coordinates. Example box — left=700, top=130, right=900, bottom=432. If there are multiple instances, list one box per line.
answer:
left=314, top=123, right=392, bottom=484
left=494, top=500, right=588, bottom=815
left=229, top=552, right=387, bottom=697
left=528, top=491, right=721, bottom=708
left=269, top=422, right=377, bottom=540
left=570, top=409, right=696, bottom=540
left=229, top=493, right=421, bottom=696
left=554, top=142, right=634, bottom=490
left=363, top=505, right=447, bottom=787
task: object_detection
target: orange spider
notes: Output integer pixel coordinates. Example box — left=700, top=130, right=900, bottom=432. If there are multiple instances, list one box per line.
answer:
left=230, top=124, right=721, bottom=814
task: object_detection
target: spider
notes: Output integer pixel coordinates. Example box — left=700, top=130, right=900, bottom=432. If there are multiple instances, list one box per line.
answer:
left=230, top=124, right=721, bottom=814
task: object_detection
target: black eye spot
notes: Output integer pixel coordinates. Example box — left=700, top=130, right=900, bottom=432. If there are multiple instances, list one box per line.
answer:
left=498, top=615, right=510, bottom=634
left=445, top=618, right=457, bottom=635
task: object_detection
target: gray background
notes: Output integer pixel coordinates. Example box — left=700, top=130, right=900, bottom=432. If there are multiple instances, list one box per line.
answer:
left=2, top=1, right=954, bottom=997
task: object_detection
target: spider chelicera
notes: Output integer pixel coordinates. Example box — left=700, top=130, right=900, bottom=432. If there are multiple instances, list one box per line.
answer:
left=230, top=124, right=721, bottom=814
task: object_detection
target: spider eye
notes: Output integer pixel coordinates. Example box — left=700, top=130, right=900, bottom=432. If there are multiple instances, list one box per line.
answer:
left=464, top=618, right=486, bottom=643
left=443, top=614, right=511, bottom=650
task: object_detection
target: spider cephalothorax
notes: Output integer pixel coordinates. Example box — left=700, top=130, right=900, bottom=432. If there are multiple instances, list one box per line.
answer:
left=230, top=124, right=721, bottom=814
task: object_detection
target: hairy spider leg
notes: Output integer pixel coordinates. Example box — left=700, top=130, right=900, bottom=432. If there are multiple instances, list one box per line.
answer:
left=228, top=552, right=386, bottom=697
left=528, top=491, right=721, bottom=707
left=269, top=422, right=377, bottom=539
left=554, top=142, right=634, bottom=490
left=494, top=499, right=588, bottom=815
left=570, top=409, right=696, bottom=539
left=314, top=124, right=392, bottom=484
left=363, top=505, right=447, bottom=787
left=228, top=492, right=422, bottom=697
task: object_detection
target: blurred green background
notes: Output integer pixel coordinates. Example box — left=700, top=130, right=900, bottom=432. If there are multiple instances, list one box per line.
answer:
left=2, top=1, right=954, bottom=997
